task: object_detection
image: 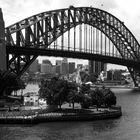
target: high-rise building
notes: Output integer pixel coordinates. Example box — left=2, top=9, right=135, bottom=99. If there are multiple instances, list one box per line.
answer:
left=56, top=65, right=61, bottom=75
left=51, top=65, right=56, bottom=74
left=40, top=59, right=52, bottom=74
left=56, top=60, right=62, bottom=66
left=89, top=60, right=107, bottom=75
left=61, top=62, right=69, bottom=75
left=58, top=58, right=68, bottom=75
left=69, top=62, right=75, bottom=74
left=40, top=63, right=52, bottom=74
left=29, top=59, right=39, bottom=73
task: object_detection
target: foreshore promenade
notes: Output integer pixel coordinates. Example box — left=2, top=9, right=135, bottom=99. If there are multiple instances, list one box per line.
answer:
left=0, top=106, right=122, bottom=124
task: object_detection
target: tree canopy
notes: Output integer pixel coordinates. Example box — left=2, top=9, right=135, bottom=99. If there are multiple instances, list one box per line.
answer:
left=39, top=77, right=79, bottom=108
left=0, top=70, right=26, bottom=97
left=39, top=77, right=117, bottom=110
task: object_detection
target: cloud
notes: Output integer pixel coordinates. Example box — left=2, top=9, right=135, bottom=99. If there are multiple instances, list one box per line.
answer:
left=1, top=0, right=54, bottom=25
left=109, top=0, right=140, bottom=42
left=92, top=0, right=117, bottom=10
left=49, top=0, right=117, bottom=11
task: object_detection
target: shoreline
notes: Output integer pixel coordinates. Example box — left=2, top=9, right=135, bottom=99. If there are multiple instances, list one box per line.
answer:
left=0, top=106, right=122, bottom=124
left=91, top=84, right=140, bottom=89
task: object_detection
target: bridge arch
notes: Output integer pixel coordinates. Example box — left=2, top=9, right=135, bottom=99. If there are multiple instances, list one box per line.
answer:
left=5, top=7, right=140, bottom=79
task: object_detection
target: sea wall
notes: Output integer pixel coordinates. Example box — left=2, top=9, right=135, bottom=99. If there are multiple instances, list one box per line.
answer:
left=0, top=106, right=122, bottom=124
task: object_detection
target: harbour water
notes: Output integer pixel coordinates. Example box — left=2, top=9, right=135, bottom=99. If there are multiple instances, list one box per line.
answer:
left=0, top=86, right=140, bottom=140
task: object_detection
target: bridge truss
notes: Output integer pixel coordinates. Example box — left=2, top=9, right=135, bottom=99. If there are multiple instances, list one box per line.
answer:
left=5, top=6, right=140, bottom=86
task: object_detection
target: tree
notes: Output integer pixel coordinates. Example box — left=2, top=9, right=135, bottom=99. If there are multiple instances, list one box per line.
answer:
left=80, top=94, right=92, bottom=109
left=6, top=77, right=26, bottom=96
left=79, top=84, right=90, bottom=95
left=67, top=89, right=79, bottom=109
left=89, top=87, right=104, bottom=110
left=89, top=89, right=98, bottom=106
left=80, top=71, right=90, bottom=83
left=39, top=77, right=69, bottom=108
left=53, top=79, right=68, bottom=108
left=89, top=73, right=98, bottom=83
left=103, top=88, right=116, bottom=107
left=78, top=84, right=92, bottom=108
left=0, top=70, right=26, bottom=97
left=39, top=78, right=58, bottom=105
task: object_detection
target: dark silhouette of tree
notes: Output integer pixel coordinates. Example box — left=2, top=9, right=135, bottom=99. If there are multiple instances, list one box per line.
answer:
left=103, top=88, right=116, bottom=107
left=39, top=77, right=117, bottom=110
left=53, top=79, right=68, bottom=108
left=39, top=77, right=69, bottom=108
left=79, top=84, right=91, bottom=108
left=90, top=73, right=98, bottom=83
left=80, top=71, right=90, bottom=83
left=39, top=77, right=58, bottom=105
left=39, top=77, right=82, bottom=109
left=89, top=89, right=98, bottom=106
left=90, top=87, right=104, bottom=110
left=66, top=82, right=82, bottom=109
left=80, top=94, right=91, bottom=109
left=0, top=70, right=26, bottom=97
left=67, top=89, right=79, bottom=109
left=80, top=84, right=90, bottom=95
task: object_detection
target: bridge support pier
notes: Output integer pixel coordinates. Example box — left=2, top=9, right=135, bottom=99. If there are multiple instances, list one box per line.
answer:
left=0, top=8, right=6, bottom=71
left=128, top=67, right=140, bottom=87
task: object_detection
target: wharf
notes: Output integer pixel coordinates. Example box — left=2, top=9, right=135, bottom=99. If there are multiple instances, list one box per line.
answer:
left=0, top=106, right=122, bottom=124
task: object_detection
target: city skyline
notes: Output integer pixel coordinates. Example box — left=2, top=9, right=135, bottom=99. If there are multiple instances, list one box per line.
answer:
left=37, top=56, right=126, bottom=71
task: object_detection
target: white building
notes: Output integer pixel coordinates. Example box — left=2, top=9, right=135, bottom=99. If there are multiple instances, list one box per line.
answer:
left=23, top=92, right=39, bottom=106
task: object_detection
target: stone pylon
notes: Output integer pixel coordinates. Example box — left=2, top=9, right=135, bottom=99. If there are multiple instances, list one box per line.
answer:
left=0, top=8, right=6, bottom=70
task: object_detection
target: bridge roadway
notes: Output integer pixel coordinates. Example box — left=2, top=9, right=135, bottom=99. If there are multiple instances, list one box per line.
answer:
left=7, top=45, right=140, bottom=71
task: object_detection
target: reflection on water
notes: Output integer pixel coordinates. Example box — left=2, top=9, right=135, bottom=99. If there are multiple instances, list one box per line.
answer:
left=1, top=88, right=140, bottom=140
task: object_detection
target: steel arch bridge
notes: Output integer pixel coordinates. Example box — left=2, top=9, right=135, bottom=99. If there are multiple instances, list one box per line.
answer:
left=5, top=6, right=140, bottom=86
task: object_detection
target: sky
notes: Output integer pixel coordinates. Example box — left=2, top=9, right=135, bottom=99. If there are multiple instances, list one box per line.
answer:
left=0, top=0, right=140, bottom=70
